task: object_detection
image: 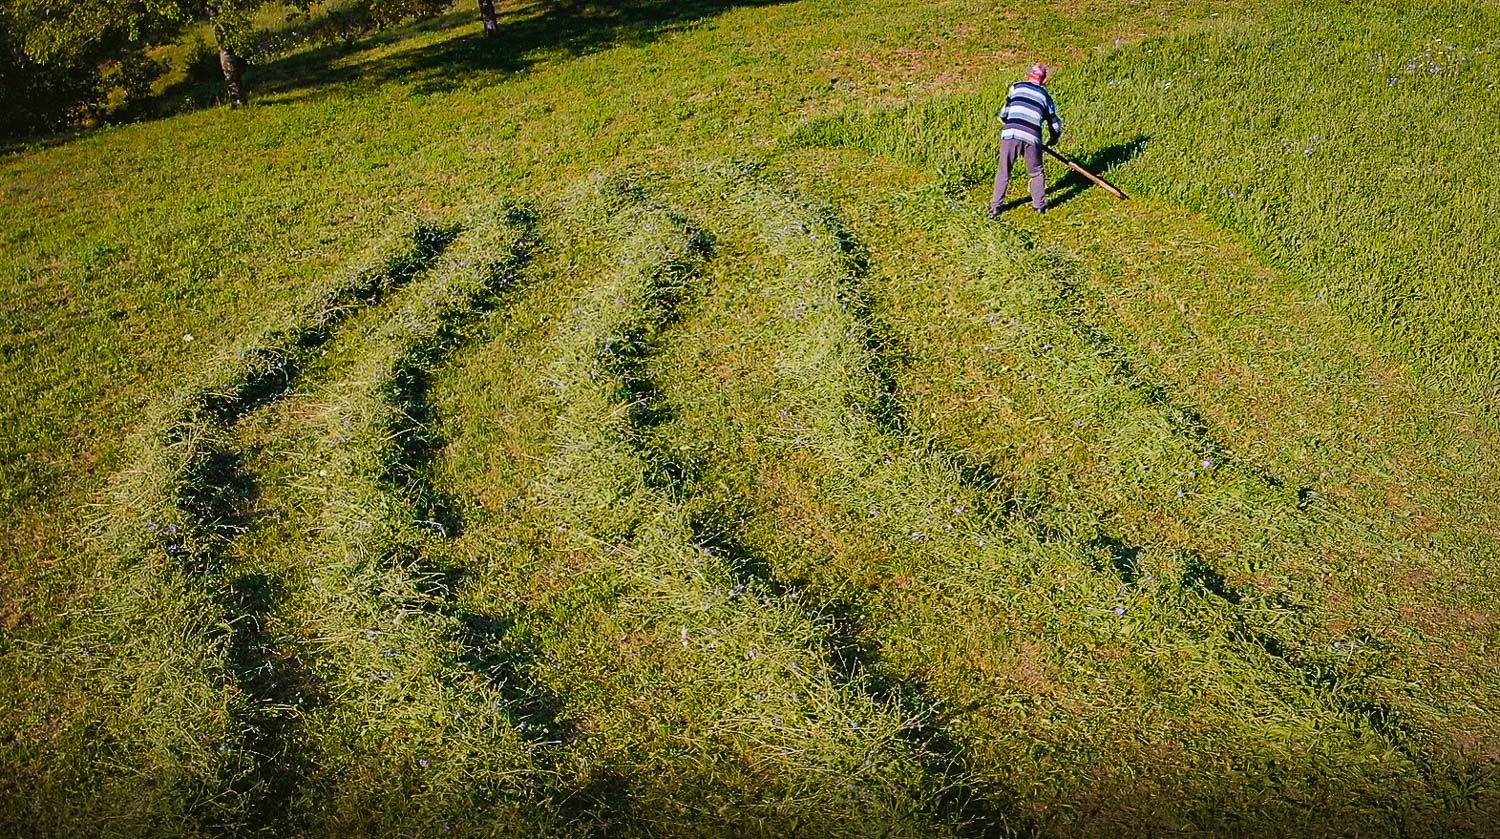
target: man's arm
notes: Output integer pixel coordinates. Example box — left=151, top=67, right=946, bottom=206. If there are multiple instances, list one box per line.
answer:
left=1045, top=91, right=1064, bottom=145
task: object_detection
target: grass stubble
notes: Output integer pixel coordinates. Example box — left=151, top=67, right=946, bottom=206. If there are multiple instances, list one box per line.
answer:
left=4, top=0, right=1500, bottom=833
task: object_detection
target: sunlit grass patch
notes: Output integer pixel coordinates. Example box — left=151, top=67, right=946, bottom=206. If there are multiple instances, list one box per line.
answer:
left=631, top=159, right=1464, bottom=830
left=518, top=180, right=948, bottom=833
left=5, top=0, right=1500, bottom=831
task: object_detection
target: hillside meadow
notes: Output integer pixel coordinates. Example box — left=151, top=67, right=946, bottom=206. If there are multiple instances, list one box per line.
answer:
left=2, top=0, right=1499, bottom=834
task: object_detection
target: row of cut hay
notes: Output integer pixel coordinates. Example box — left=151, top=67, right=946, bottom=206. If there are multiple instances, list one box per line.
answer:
left=917, top=202, right=1309, bottom=583
left=279, top=202, right=567, bottom=834
left=781, top=140, right=1499, bottom=774
left=917, top=195, right=1478, bottom=773
left=816, top=170, right=1410, bottom=685
left=1029, top=197, right=1500, bottom=774
left=49, top=222, right=452, bottom=831
left=531, top=182, right=947, bottom=836
left=912, top=208, right=1448, bottom=822
left=830, top=164, right=1497, bottom=821
left=691, top=164, right=1429, bottom=832
left=97, top=220, right=454, bottom=578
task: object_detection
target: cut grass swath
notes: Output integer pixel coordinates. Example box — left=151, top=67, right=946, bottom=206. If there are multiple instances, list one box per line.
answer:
left=289, top=202, right=570, bottom=834
left=532, top=181, right=954, bottom=835
left=61, top=221, right=451, bottom=831
left=683, top=161, right=1435, bottom=831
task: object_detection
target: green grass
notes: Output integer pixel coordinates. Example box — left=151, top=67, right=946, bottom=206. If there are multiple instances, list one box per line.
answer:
left=791, top=0, right=1500, bottom=411
left=4, top=0, right=1500, bottom=833
left=638, top=164, right=1425, bottom=831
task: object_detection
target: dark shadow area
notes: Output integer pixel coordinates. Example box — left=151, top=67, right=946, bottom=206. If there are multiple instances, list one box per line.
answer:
left=600, top=319, right=705, bottom=491
left=992, top=135, right=1150, bottom=213
left=213, top=572, right=328, bottom=835
left=1180, top=550, right=1240, bottom=605
left=939, top=449, right=1054, bottom=534
left=594, top=219, right=714, bottom=493
left=1297, top=485, right=1316, bottom=509
left=151, top=0, right=793, bottom=118
left=0, top=130, right=86, bottom=158
left=1091, top=533, right=1142, bottom=585
left=691, top=510, right=786, bottom=599
left=135, top=42, right=230, bottom=120
left=171, top=445, right=259, bottom=576
left=384, top=349, right=471, bottom=539
left=453, top=610, right=573, bottom=743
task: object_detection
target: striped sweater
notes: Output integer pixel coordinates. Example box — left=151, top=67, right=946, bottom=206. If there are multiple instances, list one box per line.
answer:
left=999, top=80, right=1062, bottom=145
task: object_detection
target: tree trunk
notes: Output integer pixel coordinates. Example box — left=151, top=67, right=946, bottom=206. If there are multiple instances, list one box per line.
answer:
left=217, top=44, right=247, bottom=107
left=206, top=3, right=248, bottom=106
left=477, top=0, right=499, bottom=36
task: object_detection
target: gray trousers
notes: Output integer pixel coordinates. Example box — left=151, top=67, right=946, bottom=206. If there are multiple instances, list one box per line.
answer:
left=990, top=139, right=1046, bottom=212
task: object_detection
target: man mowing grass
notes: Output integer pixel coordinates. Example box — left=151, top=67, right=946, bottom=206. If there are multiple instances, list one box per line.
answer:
left=989, top=62, right=1063, bottom=217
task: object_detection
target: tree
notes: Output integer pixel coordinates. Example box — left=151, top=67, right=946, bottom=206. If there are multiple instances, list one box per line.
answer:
left=203, top=0, right=251, bottom=107
left=2, top=0, right=452, bottom=135
left=1, top=7, right=100, bottom=132
left=1, top=0, right=263, bottom=129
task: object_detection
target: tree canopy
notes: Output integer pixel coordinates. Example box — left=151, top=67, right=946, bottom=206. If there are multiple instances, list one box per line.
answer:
left=1, top=0, right=450, bottom=138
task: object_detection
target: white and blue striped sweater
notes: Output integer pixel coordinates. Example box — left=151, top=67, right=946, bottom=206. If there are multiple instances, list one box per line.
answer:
left=999, top=80, right=1062, bottom=145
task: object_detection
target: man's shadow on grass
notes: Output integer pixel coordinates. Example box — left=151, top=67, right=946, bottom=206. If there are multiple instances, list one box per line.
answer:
left=992, top=134, right=1150, bottom=213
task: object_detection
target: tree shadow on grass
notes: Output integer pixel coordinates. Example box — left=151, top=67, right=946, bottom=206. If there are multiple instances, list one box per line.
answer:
left=233, top=0, right=792, bottom=108
left=993, top=134, right=1150, bottom=213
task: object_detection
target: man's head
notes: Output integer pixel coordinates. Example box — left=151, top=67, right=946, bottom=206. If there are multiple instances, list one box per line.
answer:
left=1026, top=62, right=1051, bottom=83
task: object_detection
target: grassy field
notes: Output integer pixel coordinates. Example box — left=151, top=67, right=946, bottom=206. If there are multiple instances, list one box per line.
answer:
left=3, top=0, right=1499, bottom=834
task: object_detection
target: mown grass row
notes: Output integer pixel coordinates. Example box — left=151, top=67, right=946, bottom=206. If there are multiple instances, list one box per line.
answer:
left=925, top=195, right=1472, bottom=803
left=922, top=197, right=1485, bottom=765
left=525, top=181, right=992, bottom=835
left=8, top=0, right=1495, bottom=832
left=818, top=156, right=1498, bottom=822
left=100, top=219, right=453, bottom=573
left=1034, top=197, right=1500, bottom=777
left=46, top=222, right=451, bottom=832
left=277, top=202, right=583, bottom=834
left=658, top=163, right=1445, bottom=832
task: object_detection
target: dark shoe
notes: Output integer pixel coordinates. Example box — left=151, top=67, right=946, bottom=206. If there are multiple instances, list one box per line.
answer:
left=1035, top=206, right=1047, bottom=216
left=987, top=208, right=1001, bottom=219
